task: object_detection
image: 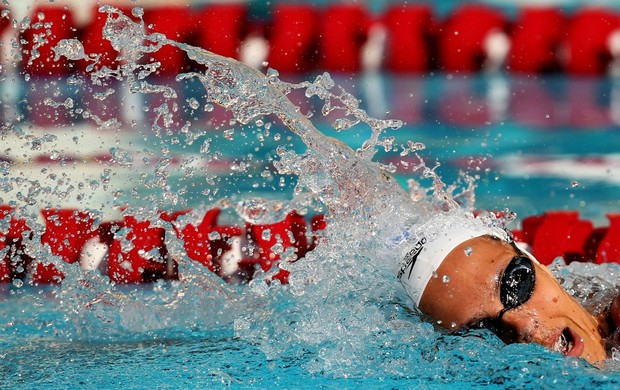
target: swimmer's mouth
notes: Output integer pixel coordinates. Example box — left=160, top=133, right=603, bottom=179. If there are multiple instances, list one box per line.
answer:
left=553, top=328, right=584, bottom=357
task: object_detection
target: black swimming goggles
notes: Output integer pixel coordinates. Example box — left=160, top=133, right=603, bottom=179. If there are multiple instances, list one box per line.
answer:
left=460, top=241, right=536, bottom=343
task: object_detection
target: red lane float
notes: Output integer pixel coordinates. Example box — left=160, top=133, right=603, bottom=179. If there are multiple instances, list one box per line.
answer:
left=508, top=7, right=566, bottom=73
left=30, top=209, right=99, bottom=284
left=143, top=6, right=195, bottom=74
left=3, top=205, right=620, bottom=286
left=383, top=4, right=434, bottom=73
left=0, top=205, right=326, bottom=286
left=77, top=6, right=133, bottom=72
left=244, top=211, right=309, bottom=284
left=527, top=211, right=593, bottom=264
left=513, top=210, right=620, bottom=265
left=20, top=8, right=79, bottom=127
left=565, top=9, right=620, bottom=75
left=20, top=7, right=78, bottom=75
left=105, top=215, right=178, bottom=283
left=0, top=206, right=31, bottom=283
left=11, top=3, right=620, bottom=75
left=319, top=4, right=370, bottom=72
left=0, top=8, right=10, bottom=68
left=162, top=208, right=243, bottom=276
left=41, top=208, right=98, bottom=264
left=267, top=4, right=318, bottom=73
left=195, top=4, right=247, bottom=61
left=596, top=214, right=620, bottom=264
left=438, top=5, right=508, bottom=73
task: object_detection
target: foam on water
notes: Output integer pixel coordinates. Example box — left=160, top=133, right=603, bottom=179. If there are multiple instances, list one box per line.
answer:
left=4, top=5, right=620, bottom=385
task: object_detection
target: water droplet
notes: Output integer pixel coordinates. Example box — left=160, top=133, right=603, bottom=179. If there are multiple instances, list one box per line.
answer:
left=271, top=242, right=284, bottom=255
left=187, top=97, right=200, bottom=110
left=261, top=229, right=271, bottom=241
left=110, top=147, right=134, bottom=168
left=464, top=246, right=473, bottom=256
left=442, top=275, right=450, bottom=283
left=52, top=39, right=87, bottom=61
left=223, top=129, right=235, bottom=140
left=571, top=181, right=579, bottom=188
left=131, top=7, right=144, bottom=18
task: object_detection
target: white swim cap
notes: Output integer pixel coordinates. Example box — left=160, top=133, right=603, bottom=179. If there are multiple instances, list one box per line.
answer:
left=397, top=215, right=507, bottom=306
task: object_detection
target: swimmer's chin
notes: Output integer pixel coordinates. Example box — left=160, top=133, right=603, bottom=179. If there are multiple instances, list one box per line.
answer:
left=582, top=340, right=610, bottom=368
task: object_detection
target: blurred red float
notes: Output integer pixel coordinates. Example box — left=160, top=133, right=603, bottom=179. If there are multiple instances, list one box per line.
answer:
left=20, top=7, right=78, bottom=75
left=142, top=6, right=195, bottom=74
left=267, top=4, right=318, bottom=73
left=508, top=7, right=565, bottom=73
left=319, top=4, right=370, bottom=72
left=438, top=4, right=508, bottom=72
left=565, top=8, right=620, bottom=75
left=383, top=4, right=434, bottom=73
left=195, top=4, right=247, bottom=60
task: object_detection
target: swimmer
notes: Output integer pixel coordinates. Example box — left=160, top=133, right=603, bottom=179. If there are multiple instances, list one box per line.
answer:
left=320, top=121, right=618, bottom=365
left=397, top=213, right=620, bottom=366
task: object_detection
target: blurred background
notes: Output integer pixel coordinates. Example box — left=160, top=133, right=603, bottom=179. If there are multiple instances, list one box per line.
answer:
left=3, top=0, right=620, bottom=225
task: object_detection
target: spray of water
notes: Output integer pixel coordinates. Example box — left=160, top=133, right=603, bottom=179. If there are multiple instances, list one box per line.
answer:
left=13, top=5, right=476, bottom=373
left=8, top=5, right=620, bottom=377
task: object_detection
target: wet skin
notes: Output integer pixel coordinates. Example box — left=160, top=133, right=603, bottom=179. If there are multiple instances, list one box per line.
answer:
left=419, top=235, right=608, bottom=365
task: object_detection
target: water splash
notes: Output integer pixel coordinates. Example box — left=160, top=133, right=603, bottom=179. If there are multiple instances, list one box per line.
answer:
left=24, top=5, right=463, bottom=372
left=10, top=5, right=620, bottom=381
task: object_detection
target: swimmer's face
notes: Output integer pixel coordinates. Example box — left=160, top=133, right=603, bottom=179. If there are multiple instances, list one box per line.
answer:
left=419, top=235, right=607, bottom=365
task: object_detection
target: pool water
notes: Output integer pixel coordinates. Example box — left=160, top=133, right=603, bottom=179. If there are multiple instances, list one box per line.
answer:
left=3, top=9, right=620, bottom=387
left=3, top=70, right=620, bottom=388
left=0, top=266, right=618, bottom=388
